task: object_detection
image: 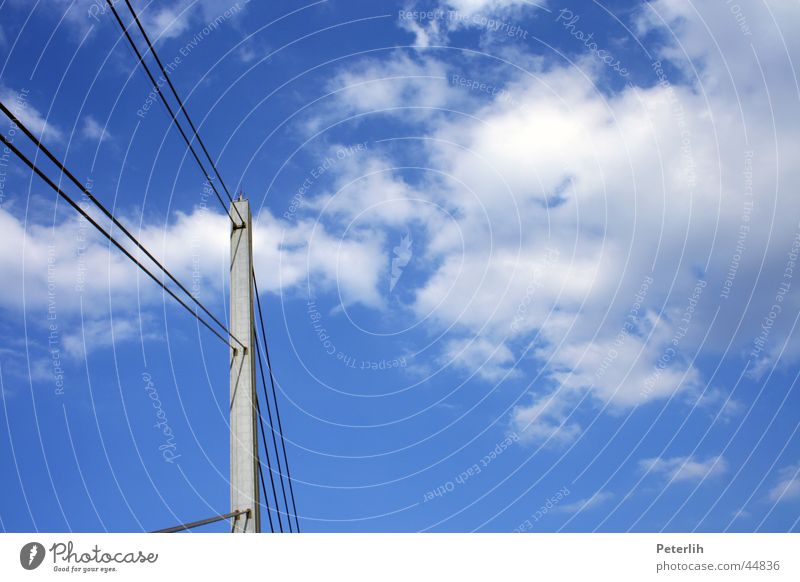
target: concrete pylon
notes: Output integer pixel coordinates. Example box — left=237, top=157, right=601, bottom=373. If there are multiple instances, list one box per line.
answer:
left=229, top=197, right=260, bottom=533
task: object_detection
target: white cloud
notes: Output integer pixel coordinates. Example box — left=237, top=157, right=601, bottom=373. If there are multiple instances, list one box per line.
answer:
left=8, top=0, right=246, bottom=42
left=398, top=0, right=543, bottom=46
left=534, top=314, right=703, bottom=408
left=442, top=337, right=519, bottom=381
left=511, top=389, right=581, bottom=446
left=0, top=203, right=385, bottom=316
left=440, top=0, right=539, bottom=19
left=133, top=0, right=249, bottom=41
left=7, top=0, right=799, bottom=460
left=258, top=214, right=387, bottom=309
left=146, top=6, right=192, bottom=40
left=61, top=315, right=159, bottom=358
left=144, top=0, right=250, bottom=41
left=0, top=206, right=132, bottom=315
left=688, top=386, right=745, bottom=424
left=301, top=0, right=800, bottom=447
left=640, top=455, right=728, bottom=484
left=399, top=16, right=447, bottom=48
left=237, top=44, right=259, bottom=64
left=731, top=507, right=750, bottom=520
left=636, top=0, right=800, bottom=99
left=0, top=86, right=63, bottom=142
left=0, top=199, right=389, bottom=362
left=555, top=490, right=614, bottom=513
left=319, top=55, right=458, bottom=124
left=81, top=115, right=112, bottom=142
left=308, top=53, right=722, bottom=443
left=767, top=464, right=800, bottom=503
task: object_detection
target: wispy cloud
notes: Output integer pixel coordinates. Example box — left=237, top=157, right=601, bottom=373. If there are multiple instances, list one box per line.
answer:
left=61, top=316, right=158, bottom=359
left=640, top=455, right=728, bottom=484
left=81, top=115, right=112, bottom=142
left=766, top=464, right=800, bottom=503
left=555, top=491, right=614, bottom=513
left=0, top=85, right=62, bottom=142
left=731, top=507, right=750, bottom=520
left=9, top=0, right=248, bottom=42
left=511, top=390, right=582, bottom=446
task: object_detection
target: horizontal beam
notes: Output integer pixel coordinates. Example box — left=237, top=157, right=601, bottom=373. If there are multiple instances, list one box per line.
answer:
left=151, top=509, right=250, bottom=533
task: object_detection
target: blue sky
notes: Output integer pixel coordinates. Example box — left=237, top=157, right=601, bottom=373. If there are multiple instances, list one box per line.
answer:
left=1, top=0, right=799, bottom=532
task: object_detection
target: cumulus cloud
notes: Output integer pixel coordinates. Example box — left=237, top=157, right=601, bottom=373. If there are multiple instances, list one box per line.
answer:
left=290, top=0, right=800, bottom=448
left=300, top=54, right=718, bottom=444
left=0, top=202, right=385, bottom=344
left=533, top=308, right=716, bottom=412
left=640, top=455, right=728, bottom=484
left=6, top=0, right=798, bottom=467
left=442, top=337, right=519, bottom=381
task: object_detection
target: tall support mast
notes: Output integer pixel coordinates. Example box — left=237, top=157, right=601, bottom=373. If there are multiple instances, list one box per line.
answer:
left=229, top=196, right=260, bottom=533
